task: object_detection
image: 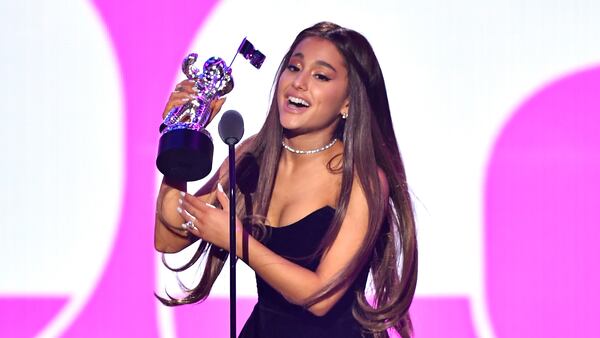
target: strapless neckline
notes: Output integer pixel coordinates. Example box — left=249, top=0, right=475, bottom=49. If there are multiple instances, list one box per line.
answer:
left=267, top=205, right=335, bottom=229
left=245, top=202, right=367, bottom=338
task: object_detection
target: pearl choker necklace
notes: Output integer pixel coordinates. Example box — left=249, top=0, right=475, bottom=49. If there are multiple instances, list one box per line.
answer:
left=281, top=138, right=337, bottom=155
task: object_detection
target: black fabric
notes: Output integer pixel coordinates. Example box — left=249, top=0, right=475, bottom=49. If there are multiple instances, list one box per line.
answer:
left=239, top=206, right=370, bottom=338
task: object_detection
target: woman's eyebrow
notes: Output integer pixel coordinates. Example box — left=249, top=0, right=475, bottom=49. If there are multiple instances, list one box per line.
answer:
left=291, top=52, right=337, bottom=73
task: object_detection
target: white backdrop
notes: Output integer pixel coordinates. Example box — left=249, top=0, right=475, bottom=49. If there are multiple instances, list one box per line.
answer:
left=1, top=0, right=600, bottom=337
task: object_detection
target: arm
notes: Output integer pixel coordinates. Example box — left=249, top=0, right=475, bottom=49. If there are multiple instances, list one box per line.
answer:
left=154, top=174, right=219, bottom=253
left=180, top=169, right=390, bottom=316
left=154, top=79, right=226, bottom=253
left=154, top=134, right=257, bottom=253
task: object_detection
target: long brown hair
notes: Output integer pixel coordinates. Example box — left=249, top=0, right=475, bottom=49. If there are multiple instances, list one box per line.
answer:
left=159, top=22, right=418, bottom=338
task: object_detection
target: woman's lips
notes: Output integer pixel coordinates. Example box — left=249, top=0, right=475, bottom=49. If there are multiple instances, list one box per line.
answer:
left=282, top=95, right=311, bottom=114
left=284, top=101, right=309, bottom=113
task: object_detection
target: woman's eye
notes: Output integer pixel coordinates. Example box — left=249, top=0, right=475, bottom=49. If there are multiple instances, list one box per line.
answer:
left=314, top=74, right=330, bottom=81
left=287, top=64, right=300, bottom=72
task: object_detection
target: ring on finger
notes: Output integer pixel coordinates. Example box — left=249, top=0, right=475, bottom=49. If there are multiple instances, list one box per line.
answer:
left=183, top=220, right=198, bottom=231
left=181, top=220, right=190, bottom=230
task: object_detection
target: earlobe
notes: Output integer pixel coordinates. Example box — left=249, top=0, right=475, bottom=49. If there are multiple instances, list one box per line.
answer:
left=341, top=100, right=350, bottom=119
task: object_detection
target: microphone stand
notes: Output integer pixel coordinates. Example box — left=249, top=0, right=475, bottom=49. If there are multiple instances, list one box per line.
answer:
left=227, top=142, right=237, bottom=338
left=219, top=109, right=244, bottom=338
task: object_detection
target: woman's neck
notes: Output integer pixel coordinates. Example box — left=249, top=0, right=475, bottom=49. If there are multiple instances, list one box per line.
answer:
left=283, top=131, right=333, bottom=148
left=280, top=133, right=343, bottom=168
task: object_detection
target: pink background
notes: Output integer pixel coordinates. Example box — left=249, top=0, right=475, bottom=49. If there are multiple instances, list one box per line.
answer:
left=1, top=0, right=599, bottom=337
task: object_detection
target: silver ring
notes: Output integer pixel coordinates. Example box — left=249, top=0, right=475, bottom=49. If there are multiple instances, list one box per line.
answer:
left=182, top=220, right=193, bottom=230
left=183, top=220, right=198, bottom=231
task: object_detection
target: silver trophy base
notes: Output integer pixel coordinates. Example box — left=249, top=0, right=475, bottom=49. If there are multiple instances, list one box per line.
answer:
left=156, top=129, right=214, bottom=181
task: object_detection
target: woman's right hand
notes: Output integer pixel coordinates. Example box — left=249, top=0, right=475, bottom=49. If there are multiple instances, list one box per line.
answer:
left=161, top=79, right=227, bottom=125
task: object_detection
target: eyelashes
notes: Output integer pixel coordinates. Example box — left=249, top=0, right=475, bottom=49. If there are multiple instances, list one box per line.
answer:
left=286, top=64, right=331, bottom=81
left=314, top=74, right=331, bottom=81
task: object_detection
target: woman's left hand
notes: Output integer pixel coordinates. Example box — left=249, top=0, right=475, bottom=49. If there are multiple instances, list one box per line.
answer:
left=177, top=184, right=242, bottom=250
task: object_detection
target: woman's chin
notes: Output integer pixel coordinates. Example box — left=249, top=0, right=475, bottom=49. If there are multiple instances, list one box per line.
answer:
left=279, top=113, right=306, bottom=131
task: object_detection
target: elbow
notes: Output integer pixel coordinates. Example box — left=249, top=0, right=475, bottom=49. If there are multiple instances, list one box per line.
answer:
left=154, top=230, right=184, bottom=254
left=306, top=302, right=334, bottom=317
left=154, top=238, right=184, bottom=253
left=154, top=238, right=173, bottom=253
left=154, top=213, right=188, bottom=253
left=154, top=241, right=168, bottom=253
left=154, top=225, right=170, bottom=253
left=281, top=295, right=332, bottom=317
left=155, top=241, right=183, bottom=254
left=284, top=287, right=341, bottom=317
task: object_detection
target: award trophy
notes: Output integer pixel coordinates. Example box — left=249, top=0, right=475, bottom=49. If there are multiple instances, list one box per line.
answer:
left=156, top=38, right=265, bottom=181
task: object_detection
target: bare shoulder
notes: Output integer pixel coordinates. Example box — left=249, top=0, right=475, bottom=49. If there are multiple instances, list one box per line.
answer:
left=376, top=166, right=390, bottom=200
left=344, top=166, right=389, bottom=220
left=237, top=134, right=258, bottom=153
left=307, top=167, right=389, bottom=276
left=216, top=134, right=258, bottom=177
left=351, top=166, right=389, bottom=200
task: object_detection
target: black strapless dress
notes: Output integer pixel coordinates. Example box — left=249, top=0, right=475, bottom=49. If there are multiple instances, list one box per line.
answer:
left=238, top=206, right=369, bottom=338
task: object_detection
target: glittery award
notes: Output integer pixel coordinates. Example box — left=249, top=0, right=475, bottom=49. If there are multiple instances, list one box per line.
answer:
left=157, top=38, right=265, bottom=181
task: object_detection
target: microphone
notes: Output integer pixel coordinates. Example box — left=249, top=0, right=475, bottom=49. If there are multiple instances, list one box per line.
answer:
left=218, top=109, right=244, bottom=338
left=218, top=110, right=244, bottom=145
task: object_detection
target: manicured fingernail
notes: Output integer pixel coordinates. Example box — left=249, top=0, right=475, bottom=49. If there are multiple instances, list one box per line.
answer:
left=181, top=98, right=190, bottom=102
left=178, top=198, right=183, bottom=205
left=180, top=191, right=185, bottom=197
left=192, top=87, right=200, bottom=93
left=217, top=183, right=224, bottom=193
left=176, top=206, right=182, bottom=213
left=184, top=210, right=196, bottom=220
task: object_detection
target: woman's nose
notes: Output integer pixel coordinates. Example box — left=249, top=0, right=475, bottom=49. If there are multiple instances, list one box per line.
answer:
left=292, top=71, right=309, bottom=90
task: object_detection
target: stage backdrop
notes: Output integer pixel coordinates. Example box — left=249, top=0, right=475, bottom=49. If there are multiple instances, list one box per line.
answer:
left=1, top=0, right=599, bottom=337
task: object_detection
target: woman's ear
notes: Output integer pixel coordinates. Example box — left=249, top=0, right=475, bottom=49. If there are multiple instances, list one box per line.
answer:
left=340, top=99, right=350, bottom=119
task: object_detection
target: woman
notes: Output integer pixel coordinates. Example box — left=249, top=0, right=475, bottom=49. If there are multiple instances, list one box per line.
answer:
left=154, top=22, right=418, bottom=338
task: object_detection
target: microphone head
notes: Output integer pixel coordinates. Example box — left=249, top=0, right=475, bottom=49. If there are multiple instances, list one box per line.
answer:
left=218, top=110, right=244, bottom=145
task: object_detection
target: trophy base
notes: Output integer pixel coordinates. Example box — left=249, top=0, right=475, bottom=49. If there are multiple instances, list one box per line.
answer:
left=156, top=129, right=214, bottom=181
